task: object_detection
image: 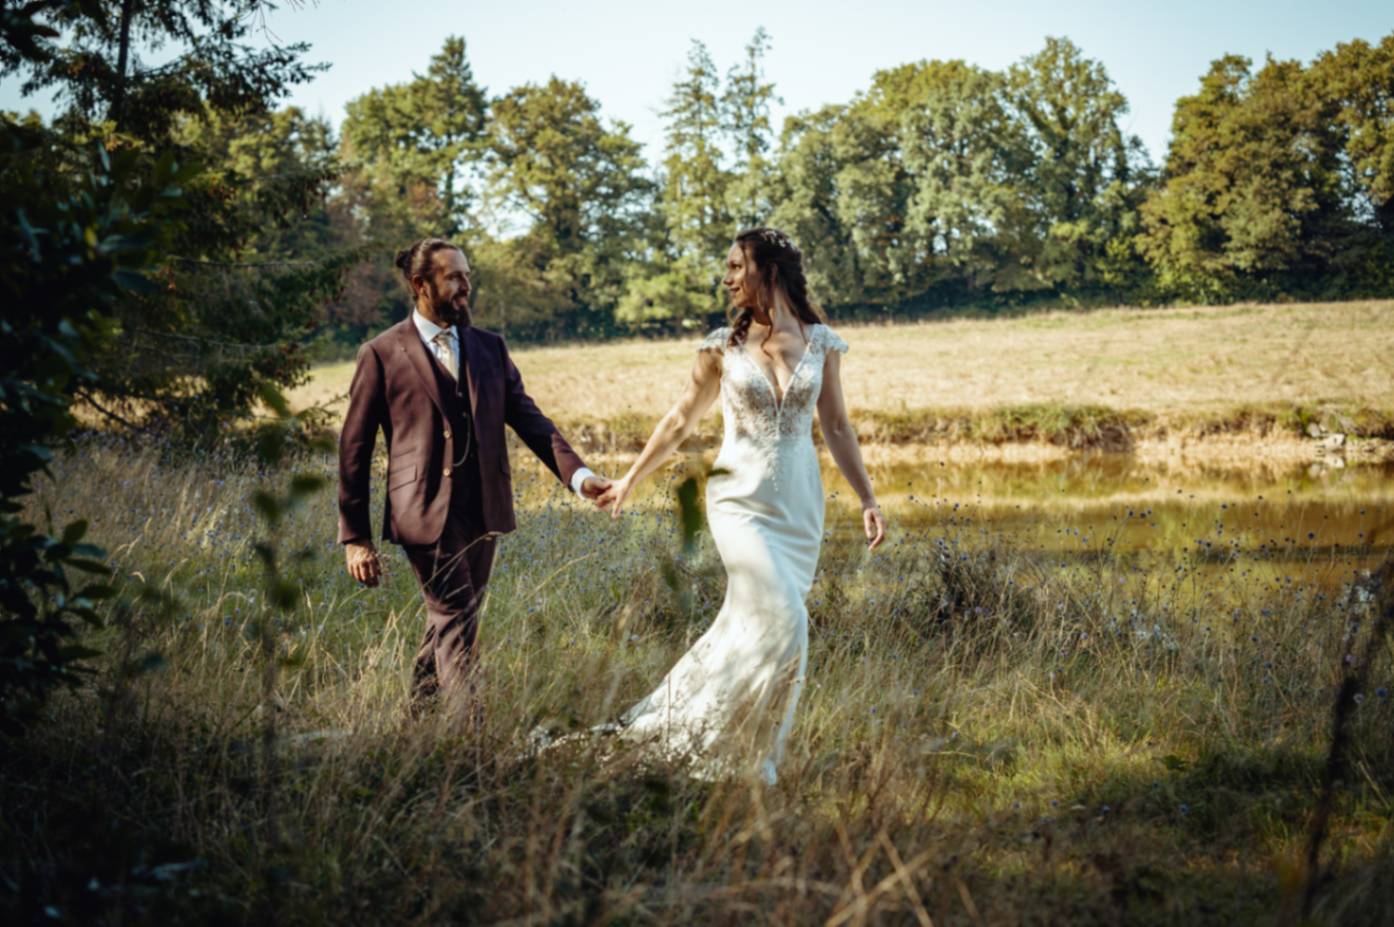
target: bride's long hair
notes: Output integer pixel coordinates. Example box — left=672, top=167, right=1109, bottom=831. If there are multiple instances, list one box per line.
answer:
left=728, top=227, right=826, bottom=351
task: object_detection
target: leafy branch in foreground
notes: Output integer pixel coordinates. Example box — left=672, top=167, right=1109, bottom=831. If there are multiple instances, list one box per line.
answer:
left=0, top=128, right=188, bottom=733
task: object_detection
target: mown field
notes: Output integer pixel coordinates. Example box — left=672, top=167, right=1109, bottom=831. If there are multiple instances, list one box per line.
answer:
left=3, top=428, right=1392, bottom=924
left=292, top=301, right=1394, bottom=459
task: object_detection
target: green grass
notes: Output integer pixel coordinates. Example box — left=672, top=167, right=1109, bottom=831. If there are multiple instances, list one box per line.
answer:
left=522, top=400, right=1394, bottom=457
left=3, top=438, right=1392, bottom=924
left=288, top=300, right=1394, bottom=462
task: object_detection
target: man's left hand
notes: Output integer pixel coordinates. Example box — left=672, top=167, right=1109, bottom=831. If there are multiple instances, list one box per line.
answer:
left=580, top=474, right=612, bottom=508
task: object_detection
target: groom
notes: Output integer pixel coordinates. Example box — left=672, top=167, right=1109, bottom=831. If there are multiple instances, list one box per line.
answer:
left=338, top=236, right=608, bottom=715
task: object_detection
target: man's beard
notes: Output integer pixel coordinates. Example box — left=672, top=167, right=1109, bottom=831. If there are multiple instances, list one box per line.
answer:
left=429, top=286, right=471, bottom=327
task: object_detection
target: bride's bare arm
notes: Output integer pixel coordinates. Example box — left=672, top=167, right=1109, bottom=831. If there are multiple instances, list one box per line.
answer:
left=815, top=350, right=886, bottom=549
left=600, top=350, right=722, bottom=515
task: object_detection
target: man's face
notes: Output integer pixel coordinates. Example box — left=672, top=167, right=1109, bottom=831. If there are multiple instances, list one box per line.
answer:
left=721, top=242, right=759, bottom=310
left=419, top=247, right=473, bottom=325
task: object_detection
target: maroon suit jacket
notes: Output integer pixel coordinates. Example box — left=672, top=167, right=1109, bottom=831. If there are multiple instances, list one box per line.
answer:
left=337, top=319, right=586, bottom=546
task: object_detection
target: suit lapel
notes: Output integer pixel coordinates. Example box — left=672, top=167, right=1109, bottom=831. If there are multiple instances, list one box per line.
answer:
left=460, top=325, right=483, bottom=416
left=394, top=321, right=447, bottom=419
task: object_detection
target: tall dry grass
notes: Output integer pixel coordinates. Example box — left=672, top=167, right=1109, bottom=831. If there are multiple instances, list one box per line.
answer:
left=292, top=301, right=1394, bottom=439
left=3, top=435, right=1392, bottom=924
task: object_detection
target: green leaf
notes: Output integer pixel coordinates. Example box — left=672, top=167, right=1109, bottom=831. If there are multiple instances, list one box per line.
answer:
left=289, top=474, right=326, bottom=496
left=55, top=644, right=104, bottom=662
left=113, top=269, right=158, bottom=294
left=131, top=651, right=167, bottom=674
left=259, top=383, right=291, bottom=418
left=76, top=583, right=116, bottom=599
left=269, top=580, right=299, bottom=610
left=61, top=520, right=88, bottom=545
left=251, top=490, right=280, bottom=521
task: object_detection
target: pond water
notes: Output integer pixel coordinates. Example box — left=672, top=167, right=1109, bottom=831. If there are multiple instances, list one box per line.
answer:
left=822, top=456, right=1394, bottom=588
left=512, top=450, right=1393, bottom=588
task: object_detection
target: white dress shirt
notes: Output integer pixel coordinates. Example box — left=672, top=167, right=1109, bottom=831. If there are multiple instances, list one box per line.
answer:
left=411, top=309, right=594, bottom=497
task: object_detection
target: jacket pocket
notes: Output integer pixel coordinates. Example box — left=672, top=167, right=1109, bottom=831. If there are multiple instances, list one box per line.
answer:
left=387, top=463, right=418, bottom=490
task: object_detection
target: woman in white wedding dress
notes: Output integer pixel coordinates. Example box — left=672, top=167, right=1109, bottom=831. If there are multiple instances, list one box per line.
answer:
left=596, top=227, right=886, bottom=785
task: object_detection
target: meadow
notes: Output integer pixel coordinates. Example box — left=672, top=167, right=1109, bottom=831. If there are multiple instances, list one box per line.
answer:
left=5, top=303, right=1394, bottom=925
left=293, top=300, right=1394, bottom=461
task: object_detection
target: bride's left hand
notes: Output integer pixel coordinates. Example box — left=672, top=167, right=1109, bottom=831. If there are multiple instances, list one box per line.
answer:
left=863, top=503, right=886, bottom=551
left=598, top=476, right=634, bottom=519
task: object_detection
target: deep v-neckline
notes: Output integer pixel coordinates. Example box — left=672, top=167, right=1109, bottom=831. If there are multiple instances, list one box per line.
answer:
left=742, top=324, right=814, bottom=411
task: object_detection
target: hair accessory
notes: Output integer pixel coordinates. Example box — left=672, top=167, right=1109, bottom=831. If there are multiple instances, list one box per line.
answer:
left=761, top=228, right=793, bottom=250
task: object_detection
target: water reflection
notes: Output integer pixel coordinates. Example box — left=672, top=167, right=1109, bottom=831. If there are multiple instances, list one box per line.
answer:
left=824, top=456, right=1394, bottom=586
left=508, top=448, right=1392, bottom=586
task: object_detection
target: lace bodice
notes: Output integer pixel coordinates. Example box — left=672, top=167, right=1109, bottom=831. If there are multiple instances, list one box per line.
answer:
left=700, top=323, right=848, bottom=485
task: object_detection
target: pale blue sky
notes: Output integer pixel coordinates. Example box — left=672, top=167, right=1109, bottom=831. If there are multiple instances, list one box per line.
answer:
left=3, top=0, right=1390, bottom=165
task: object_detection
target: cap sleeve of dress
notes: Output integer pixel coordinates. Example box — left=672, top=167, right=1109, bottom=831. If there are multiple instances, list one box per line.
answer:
left=820, top=325, right=849, bottom=355
left=699, top=327, right=730, bottom=354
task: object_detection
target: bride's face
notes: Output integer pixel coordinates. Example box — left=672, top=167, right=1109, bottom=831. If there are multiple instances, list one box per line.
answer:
left=722, top=242, right=760, bottom=311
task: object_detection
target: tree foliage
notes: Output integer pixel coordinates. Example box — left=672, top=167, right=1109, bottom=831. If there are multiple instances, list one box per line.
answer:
left=2, top=0, right=349, bottom=440
left=722, top=27, right=780, bottom=229
left=318, top=29, right=1394, bottom=338
left=11, top=15, right=1392, bottom=354
left=340, top=36, right=487, bottom=239
left=661, top=40, right=730, bottom=265
left=484, top=75, right=656, bottom=337
left=1139, top=40, right=1394, bottom=300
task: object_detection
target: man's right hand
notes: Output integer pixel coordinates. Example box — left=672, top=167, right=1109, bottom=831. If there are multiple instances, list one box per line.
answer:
left=346, top=541, right=382, bottom=587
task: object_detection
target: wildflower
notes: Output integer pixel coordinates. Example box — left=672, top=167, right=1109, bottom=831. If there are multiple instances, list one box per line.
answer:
left=1179, top=803, right=1190, bottom=815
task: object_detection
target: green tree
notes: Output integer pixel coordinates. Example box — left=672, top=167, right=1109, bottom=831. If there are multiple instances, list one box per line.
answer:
left=1, top=4, right=195, bottom=731
left=339, top=36, right=488, bottom=239
left=0, top=126, right=184, bottom=732
left=1006, top=37, right=1151, bottom=293
left=1321, top=35, right=1394, bottom=231
left=1309, top=34, right=1394, bottom=291
left=896, top=60, right=1031, bottom=294
left=768, top=105, right=865, bottom=305
left=485, top=76, right=656, bottom=336
left=10, top=0, right=320, bottom=138
left=829, top=65, right=928, bottom=304
left=2, top=0, right=348, bottom=441
left=722, top=27, right=780, bottom=228
left=1139, top=53, right=1348, bottom=300
left=661, top=40, right=731, bottom=263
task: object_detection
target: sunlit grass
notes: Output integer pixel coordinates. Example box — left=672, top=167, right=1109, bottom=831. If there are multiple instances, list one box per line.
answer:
left=291, top=301, right=1394, bottom=461
left=3, top=436, right=1391, bottom=923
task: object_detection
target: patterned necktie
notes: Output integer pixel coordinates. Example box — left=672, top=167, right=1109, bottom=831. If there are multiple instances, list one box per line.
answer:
left=430, top=330, right=457, bottom=380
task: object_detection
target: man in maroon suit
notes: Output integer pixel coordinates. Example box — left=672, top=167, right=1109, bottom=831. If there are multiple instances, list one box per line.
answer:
left=338, top=237, right=609, bottom=714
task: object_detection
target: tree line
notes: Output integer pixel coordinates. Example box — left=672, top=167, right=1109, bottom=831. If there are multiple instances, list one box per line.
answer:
left=4, top=3, right=1394, bottom=439
left=320, top=27, right=1394, bottom=342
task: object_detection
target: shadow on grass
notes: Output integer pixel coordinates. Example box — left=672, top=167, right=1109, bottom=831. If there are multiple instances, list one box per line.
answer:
left=6, top=711, right=1393, bottom=926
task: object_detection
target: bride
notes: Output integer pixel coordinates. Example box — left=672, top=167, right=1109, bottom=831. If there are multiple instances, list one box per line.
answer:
left=596, top=227, right=886, bottom=785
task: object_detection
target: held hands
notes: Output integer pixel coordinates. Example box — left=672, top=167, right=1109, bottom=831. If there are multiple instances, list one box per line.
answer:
left=345, top=541, right=382, bottom=587
left=595, top=475, right=634, bottom=519
left=580, top=474, right=613, bottom=508
left=863, top=502, right=886, bottom=551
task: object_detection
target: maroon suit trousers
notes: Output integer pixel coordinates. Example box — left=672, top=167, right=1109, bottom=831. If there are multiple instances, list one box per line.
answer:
left=402, top=498, right=496, bottom=708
